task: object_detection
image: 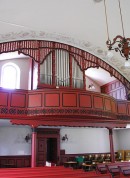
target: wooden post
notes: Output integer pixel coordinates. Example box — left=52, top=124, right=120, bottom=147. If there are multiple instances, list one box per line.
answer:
left=52, top=49, right=56, bottom=86
left=31, top=127, right=37, bottom=167
left=69, top=53, right=72, bottom=88
left=108, top=128, right=115, bottom=163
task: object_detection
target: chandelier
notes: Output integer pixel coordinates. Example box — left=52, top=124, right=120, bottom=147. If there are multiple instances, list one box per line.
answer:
left=104, top=0, right=130, bottom=60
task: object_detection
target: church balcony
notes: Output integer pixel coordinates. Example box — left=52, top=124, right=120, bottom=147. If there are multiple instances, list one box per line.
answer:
left=0, top=87, right=129, bottom=127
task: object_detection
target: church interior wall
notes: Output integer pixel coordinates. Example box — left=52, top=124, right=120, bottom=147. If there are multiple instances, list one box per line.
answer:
left=0, top=125, right=127, bottom=156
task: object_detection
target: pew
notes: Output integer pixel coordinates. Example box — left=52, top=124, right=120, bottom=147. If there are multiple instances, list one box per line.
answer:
left=97, top=162, right=130, bottom=177
left=119, top=165, right=130, bottom=176
left=106, top=165, right=120, bottom=177
left=96, top=164, right=108, bottom=174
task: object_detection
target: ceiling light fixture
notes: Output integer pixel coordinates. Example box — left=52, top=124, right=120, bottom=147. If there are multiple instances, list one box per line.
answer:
left=104, top=0, right=130, bottom=61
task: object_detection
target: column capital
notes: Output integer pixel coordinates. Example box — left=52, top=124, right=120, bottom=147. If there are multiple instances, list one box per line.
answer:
left=32, top=127, right=37, bottom=133
left=108, top=128, right=113, bottom=135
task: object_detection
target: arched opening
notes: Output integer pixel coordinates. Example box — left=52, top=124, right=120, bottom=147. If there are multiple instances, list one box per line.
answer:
left=1, top=62, right=20, bottom=89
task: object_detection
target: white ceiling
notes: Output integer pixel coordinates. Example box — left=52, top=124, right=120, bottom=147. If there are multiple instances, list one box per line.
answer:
left=85, top=68, right=115, bottom=86
left=0, top=0, right=130, bottom=85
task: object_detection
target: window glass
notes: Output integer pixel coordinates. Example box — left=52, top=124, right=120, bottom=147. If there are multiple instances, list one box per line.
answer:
left=1, top=63, right=20, bottom=89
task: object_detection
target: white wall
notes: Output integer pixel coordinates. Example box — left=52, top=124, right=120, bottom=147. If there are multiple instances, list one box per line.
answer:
left=60, top=127, right=112, bottom=154
left=113, top=130, right=120, bottom=152
left=0, top=126, right=31, bottom=156
left=86, top=76, right=101, bottom=92
left=0, top=58, right=31, bottom=90
left=114, top=129, right=130, bottom=150
left=0, top=126, right=127, bottom=156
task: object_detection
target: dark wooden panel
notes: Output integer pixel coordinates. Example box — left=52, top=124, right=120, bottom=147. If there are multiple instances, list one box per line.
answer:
left=24, top=158, right=30, bottom=167
left=0, top=92, right=8, bottom=106
left=62, top=93, right=77, bottom=107
left=38, top=139, right=44, bottom=152
left=128, top=104, right=130, bottom=115
left=93, top=96, right=104, bottom=109
left=28, top=93, right=42, bottom=107
left=16, top=159, right=23, bottom=168
left=11, top=93, right=26, bottom=108
left=104, top=98, right=111, bottom=111
left=111, top=100, right=116, bottom=113
left=117, top=103, right=127, bottom=114
left=101, top=80, right=126, bottom=100
left=79, top=94, right=92, bottom=108
left=0, top=155, right=31, bottom=168
left=37, top=138, right=46, bottom=166
left=8, top=159, right=15, bottom=165
left=44, top=93, right=60, bottom=107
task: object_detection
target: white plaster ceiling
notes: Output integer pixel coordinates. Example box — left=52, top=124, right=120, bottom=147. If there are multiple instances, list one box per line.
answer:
left=0, top=0, right=130, bottom=84
left=85, top=68, right=115, bottom=86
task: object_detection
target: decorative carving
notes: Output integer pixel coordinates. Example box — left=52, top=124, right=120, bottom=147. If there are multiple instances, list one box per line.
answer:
left=0, top=40, right=129, bottom=89
left=0, top=33, right=129, bottom=86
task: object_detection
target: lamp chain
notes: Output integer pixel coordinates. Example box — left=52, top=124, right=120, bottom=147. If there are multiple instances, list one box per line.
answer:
left=118, top=0, right=125, bottom=37
left=103, top=0, right=110, bottom=41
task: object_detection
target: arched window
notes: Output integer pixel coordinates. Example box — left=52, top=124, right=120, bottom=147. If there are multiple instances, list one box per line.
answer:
left=1, top=63, right=20, bottom=89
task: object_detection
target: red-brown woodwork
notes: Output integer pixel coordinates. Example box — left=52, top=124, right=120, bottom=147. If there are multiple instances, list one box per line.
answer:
left=0, top=88, right=130, bottom=127
left=93, top=96, right=104, bottom=110
left=104, top=98, right=112, bottom=111
left=11, top=93, right=26, bottom=108
left=69, top=53, right=72, bottom=88
left=36, top=128, right=60, bottom=166
left=117, top=102, right=127, bottom=114
left=37, top=137, right=46, bottom=166
left=111, top=100, right=117, bottom=113
left=0, top=155, right=31, bottom=168
left=101, top=80, right=126, bottom=100
left=62, top=93, right=77, bottom=107
left=28, top=94, right=42, bottom=108
left=79, top=94, right=92, bottom=108
left=82, top=51, right=86, bottom=90
left=0, top=40, right=129, bottom=90
left=31, top=58, right=34, bottom=90
left=52, top=49, right=55, bottom=86
left=31, top=127, right=37, bottom=167
left=127, top=104, right=130, bottom=115
left=0, top=92, right=8, bottom=106
left=108, top=129, right=115, bottom=163
left=45, top=93, right=60, bottom=107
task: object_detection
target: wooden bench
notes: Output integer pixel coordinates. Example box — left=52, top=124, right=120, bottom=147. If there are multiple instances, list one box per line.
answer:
left=97, top=162, right=130, bottom=177
left=96, top=164, right=108, bottom=174
left=119, top=165, right=130, bottom=176
left=106, top=165, right=120, bottom=177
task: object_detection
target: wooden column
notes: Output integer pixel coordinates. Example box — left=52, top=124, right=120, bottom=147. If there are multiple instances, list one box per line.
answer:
left=31, top=127, right=37, bottom=167
left=83, top=70, right=86, bottom=90
left=82, top=51, right=86, bottom=90
left=52, top=50, right=56, bottom=86
left=31, top=58, right=34, bottom=90
left=69, top=53, right=72, bottom=88
left=37, top=48, right=40, bottom=88
left=108, top=128, right=115, bottom=163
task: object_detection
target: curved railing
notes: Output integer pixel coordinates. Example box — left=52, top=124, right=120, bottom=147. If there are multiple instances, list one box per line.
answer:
left=0, top=87, right=129, bottom=125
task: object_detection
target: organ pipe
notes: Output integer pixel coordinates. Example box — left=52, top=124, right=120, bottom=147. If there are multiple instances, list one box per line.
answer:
left=40, top=49, right=83, bottom=88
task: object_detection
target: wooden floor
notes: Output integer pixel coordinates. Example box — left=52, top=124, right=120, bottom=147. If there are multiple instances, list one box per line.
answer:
left=0, top=166, right=112, bottom=178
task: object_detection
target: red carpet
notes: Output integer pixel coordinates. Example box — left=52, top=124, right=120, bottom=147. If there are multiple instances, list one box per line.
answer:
left=0, top=166, right=111, bottom=178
